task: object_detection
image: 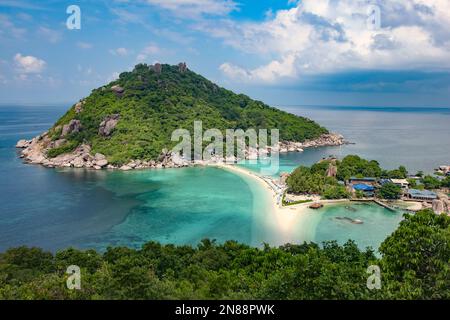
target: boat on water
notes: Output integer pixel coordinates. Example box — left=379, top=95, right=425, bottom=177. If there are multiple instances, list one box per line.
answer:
left=309, top=203, right=324, bottom=209
left=336, top=217, right=364, bottom=224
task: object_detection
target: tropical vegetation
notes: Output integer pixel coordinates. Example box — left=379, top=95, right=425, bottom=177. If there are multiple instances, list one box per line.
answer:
left=0, top=210, right=448, bottom=300
left=47, top=64, right=328, bottom=165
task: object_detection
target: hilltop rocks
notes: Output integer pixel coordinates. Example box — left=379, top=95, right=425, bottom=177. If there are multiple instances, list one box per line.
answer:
left=178, top=62, right=187, bottom=73
left=99, top=114, right=120, bottom=137
left=61, top=120, right=82, bottom=137
left=152, top=63, right=162, bottom=74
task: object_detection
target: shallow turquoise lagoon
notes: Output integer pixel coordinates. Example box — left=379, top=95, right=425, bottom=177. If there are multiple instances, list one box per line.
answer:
left=0, top=105, right=425, bottom=253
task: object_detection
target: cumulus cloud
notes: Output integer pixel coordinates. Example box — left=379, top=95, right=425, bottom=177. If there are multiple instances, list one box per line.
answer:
left=213, top=0, right=450, bottom=82
left=136, top=44, right=162, bottom=62
left=14, top=53, right=46, bottom=74
left=109, top=47, right=129, bottom=56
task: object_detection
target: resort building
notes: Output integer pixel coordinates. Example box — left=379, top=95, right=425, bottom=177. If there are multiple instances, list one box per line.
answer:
left=349, top=177, right=377, bottom=186
left=390, top=179, right=410, bottom=189
left=406, top=189, right=438, bottom=202
left=352, top=183, right=375, bottom=197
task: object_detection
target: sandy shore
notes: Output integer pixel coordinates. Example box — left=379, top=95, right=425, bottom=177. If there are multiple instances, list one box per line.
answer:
left=214, top=163, right=317, bottom=235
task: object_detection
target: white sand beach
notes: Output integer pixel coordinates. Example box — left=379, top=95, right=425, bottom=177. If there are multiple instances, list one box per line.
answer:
left=215, top=163, right=319, bottom=244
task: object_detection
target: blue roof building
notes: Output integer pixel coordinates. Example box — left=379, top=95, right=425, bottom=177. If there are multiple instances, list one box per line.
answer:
left=407, top=189, right=437, bottom=201
left=353, top=184, right=375, bottom=192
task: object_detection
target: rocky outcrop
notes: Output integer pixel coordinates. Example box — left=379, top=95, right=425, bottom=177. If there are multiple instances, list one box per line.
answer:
left=16, top=139, right=31, bottom=148
left=17, top=131, right=346, bottom=172
left=111, top=85, right=124, bottom=96
left=278, top=133, right=346, bottom=152
left=436, top=193, right=450, bottom=214
left=61, top=120, right=82, bottom=137
left=75, top=101, right=85, bottom=114
left=152, top=63, right=162, bottom=74
left=178, top=62, right=187, bottom=73
left=326, top=163, right=338, bottom=177
left=99, top=114, right=120, bottom=137
left=432, top=199, right=445, bottom=215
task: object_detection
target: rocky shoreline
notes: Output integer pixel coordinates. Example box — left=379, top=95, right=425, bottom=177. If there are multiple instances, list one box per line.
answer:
left=16, top=133, right=347, bottom=171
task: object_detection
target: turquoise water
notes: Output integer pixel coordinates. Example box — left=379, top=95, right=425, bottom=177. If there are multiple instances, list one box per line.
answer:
left=2, top=105, right=447, bottom=253
left=300, top=202, right=403, bottom=251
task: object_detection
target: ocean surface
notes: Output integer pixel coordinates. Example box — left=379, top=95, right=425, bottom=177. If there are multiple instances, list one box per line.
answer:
left=0, top=105, right=449, bottom=253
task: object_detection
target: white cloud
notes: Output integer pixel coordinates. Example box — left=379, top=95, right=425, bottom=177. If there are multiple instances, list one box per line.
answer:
left=0, top=14, right=26, bottom=39
left=109, top=47, right=129, bottom=56
left=14, top=53, right=46, bottom=74
left=213, top=0, right=450, bottom=82
left=136, top=44, right=162, bottom=62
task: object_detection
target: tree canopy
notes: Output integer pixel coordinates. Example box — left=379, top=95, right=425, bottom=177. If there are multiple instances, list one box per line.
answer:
left=1, top=210, right=448, bottom=300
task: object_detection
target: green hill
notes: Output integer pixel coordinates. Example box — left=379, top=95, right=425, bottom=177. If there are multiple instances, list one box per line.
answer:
left=47, top=63, right=328, bottom=165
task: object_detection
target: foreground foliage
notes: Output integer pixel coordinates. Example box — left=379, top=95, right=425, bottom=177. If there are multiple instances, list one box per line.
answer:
left=0, top=210, right=448, bottom=300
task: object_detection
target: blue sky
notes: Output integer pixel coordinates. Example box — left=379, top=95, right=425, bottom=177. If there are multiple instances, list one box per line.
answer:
left=0, top=0, right=449, bottom=107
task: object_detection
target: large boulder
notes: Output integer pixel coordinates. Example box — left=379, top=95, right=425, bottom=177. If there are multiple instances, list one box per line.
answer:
left=99, top=114, right=120, bottom=137
left=75, top=102, right=83, bottom=114
left=16, top=139, right=30, bottom=148
left=61, top=120, right=82, bottom=137
left=326, top=163, right=338, bottom=177
left=71, top=157, right=85, bottom=168
left=432, top=199, right=445, bottom=215
left=111, top=85, right=124, bottom=96
left=96, top=159, right=108, bottom=167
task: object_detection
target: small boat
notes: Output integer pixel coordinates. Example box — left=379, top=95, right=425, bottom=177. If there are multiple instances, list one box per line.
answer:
left=309, top=203, right=324, bottom=209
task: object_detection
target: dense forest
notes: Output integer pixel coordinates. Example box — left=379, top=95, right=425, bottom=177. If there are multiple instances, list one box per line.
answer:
left=47, top=63, right=328, bottom=164
left=0, top=210, right=448, bottom=300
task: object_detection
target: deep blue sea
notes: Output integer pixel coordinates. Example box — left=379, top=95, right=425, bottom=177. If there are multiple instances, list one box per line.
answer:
left=0, top=105, right=449, bottom=252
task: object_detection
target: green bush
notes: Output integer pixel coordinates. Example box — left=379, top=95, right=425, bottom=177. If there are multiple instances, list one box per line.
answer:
left=46, top=141, right=79, bottom=158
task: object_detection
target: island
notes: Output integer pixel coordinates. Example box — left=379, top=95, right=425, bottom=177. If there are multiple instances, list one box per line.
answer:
left=15, top=63, right=345, bottom=170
